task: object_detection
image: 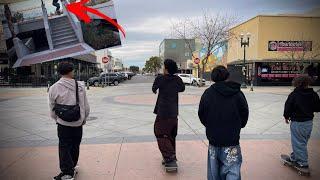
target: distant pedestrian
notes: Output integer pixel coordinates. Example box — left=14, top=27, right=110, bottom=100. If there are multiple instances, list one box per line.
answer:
left=152, top=59, right=185, bottom=172
left=198, top=66, right=249, bottom=180
left=49, top=62, right=90, bottom=180
left=282, top=75, right=320, bottom=172
left=53, top=0, right=61, bottom=14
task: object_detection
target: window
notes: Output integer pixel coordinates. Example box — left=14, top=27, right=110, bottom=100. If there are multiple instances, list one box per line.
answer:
left=171, top=43, right=177, bottom=49
left=185, top=52, right=190, bottom=57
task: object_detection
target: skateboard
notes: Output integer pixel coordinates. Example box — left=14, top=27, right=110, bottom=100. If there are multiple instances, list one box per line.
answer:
left=164, top=161, right=178, bottom=173
left=280, top=154, right=310, bottom=176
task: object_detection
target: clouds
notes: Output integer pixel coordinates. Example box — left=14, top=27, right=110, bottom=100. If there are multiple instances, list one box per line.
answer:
left=109, top=0, right=320, bottom=67
left=110, top=40, right=161, bottom=58
left=125, top=16, right=178, bottom=35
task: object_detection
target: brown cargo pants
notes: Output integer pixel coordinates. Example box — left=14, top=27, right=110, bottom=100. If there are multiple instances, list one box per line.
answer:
left=154, top=116, right=178, bottom=162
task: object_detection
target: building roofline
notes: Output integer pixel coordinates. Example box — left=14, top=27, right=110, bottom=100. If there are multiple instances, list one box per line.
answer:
left=230, top=14, right=320, bottom=31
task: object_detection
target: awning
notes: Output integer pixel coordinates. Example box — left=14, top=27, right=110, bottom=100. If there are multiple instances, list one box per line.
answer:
left=13, top=43, right=96, bottom=68
left=73, top=53, right=98, bottom=63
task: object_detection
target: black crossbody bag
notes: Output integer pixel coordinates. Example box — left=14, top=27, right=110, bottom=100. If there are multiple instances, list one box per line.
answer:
left=54, top=80, right=81, bottom=122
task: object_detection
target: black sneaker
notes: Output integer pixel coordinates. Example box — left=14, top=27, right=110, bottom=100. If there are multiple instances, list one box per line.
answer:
left=53, top=172, right=74, bottom=180
left=162, top=158, right=178, bottom=165
left=281, top=154, right=294, bottom=164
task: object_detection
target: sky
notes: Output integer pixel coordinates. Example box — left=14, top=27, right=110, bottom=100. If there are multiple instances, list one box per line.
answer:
left=8, top=0, right=319, bottom=68
left=99, top=0, right=319, bottom=68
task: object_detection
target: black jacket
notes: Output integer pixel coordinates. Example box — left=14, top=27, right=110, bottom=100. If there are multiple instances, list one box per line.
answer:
left=152, top=74, right=185, bottom=118
left=284, top=87, right=320, bottom=122
left=198, top=81, right=249, bottom=147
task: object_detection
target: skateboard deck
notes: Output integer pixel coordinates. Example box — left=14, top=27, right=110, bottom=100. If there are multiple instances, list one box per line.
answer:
left=280, top=154, right=310, bottom=176
left=164, top=166, right=178, bottom=173
left=163, top=161, right=178, bottom=173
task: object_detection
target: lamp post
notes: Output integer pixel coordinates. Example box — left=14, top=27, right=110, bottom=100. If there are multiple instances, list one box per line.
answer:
left=240, top=33, right=250, bottom=89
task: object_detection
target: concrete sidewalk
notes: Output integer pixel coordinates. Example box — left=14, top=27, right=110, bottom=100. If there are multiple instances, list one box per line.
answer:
left=0, top=140, right=319, bottom=180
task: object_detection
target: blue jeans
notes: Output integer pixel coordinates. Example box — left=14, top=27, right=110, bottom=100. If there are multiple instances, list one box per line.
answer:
left=207, top=144, right=242, bottom=180
left=290, top=120, right=313, bottom=166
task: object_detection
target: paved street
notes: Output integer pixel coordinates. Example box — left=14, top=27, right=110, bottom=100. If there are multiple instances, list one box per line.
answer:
left=0, top=75, right=319, bottom=147
left=0, top=75, right=319, bottom=179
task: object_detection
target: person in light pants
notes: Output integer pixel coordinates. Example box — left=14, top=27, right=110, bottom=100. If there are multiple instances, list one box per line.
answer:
left=283, top=75, right=320, bottom=170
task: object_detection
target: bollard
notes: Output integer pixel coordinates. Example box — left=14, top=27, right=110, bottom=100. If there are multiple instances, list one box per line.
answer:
left=47, top=82, right=50, bottom=92
left=250, top=81, right=254, bottom=91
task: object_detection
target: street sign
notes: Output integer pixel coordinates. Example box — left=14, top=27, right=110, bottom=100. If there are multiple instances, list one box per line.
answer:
left=102, top=56, right=109, bottom=64
left=194, top=58, right=200, bottom=64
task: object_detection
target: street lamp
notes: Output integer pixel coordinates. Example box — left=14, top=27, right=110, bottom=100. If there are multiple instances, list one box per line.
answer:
left=240, top=32, right=250, bottom=88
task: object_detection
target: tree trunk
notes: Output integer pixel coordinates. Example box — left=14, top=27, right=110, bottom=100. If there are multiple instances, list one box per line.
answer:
left=198, top=63, right=205, bottom=87
left=4, top=4, right=16, bottom=38
left=198, top=57, right=209, bottom=87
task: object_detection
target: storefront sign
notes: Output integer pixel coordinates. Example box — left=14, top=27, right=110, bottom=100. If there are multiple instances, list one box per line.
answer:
left=268, top=41, right=312, bottom=51
left=257, top=62, right=306, bottom=79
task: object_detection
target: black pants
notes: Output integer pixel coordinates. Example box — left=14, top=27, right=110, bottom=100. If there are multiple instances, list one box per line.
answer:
left=57, top=124, right=82, bottom=175
left=154, top=116, right=178, bottom=162
left=52, top=0, right=60, bottom=11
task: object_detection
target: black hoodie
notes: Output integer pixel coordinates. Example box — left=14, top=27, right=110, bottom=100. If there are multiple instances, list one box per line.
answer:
left=152, top=74, right=185, bottom=118
left=198, top=81, right=249, bottom=147
left=284, top=87, right=320, bottom=122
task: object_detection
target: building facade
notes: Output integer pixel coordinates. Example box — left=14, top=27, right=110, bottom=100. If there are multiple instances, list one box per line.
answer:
left=227, top=15, right=320, bottom=85
left=159, top=39, right=195, bottom=73
left=191, top=39, right=228, bottom=80
left=95, top=49, right=123, bottom=72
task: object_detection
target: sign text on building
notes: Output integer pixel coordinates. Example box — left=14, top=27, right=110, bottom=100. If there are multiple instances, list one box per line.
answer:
left=268, top=41, right=312, bottom=52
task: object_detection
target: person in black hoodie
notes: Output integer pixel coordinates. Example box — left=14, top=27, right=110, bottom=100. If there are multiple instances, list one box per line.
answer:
left=198, top=66, right=249, bottom=180
left=152, top=59, right=185, bottom=170
left=282, top=75, right=320, bottom=171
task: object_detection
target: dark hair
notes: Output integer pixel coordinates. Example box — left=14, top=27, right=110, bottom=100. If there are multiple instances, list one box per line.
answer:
left=292, top=75, right=312, bottom=88
left=211, top=65, right=230, bottom=82
left=164, top=59, right=178, bottom=75
left=57, top=61, right=74, bottom=75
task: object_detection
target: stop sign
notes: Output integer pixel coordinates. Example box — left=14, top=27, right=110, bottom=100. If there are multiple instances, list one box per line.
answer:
left=194, top=58, right=200, bottom=64
left=102, top=56, right=109, bottom=64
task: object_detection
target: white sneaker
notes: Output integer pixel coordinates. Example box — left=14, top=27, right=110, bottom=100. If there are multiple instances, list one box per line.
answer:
left=74, top=165, right=79, bottom=174
left=53, top=172, right=74, bottom=180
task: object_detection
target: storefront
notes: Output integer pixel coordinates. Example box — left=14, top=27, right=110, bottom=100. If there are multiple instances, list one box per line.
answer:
left=227, top=15, right=320, bottom=86
left=9, top=57, right=99, bottom=86
left=256, top=61, right=319, bottom=85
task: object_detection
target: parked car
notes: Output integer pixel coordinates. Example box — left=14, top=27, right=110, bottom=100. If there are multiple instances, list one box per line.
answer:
left=119, top=72, right=129, bottom=80
left=115, top=72, right=127, bottom=82
left=88, top=73, right=122, bottom=86
left=177, top=73, right=206, bottom=86
left=123, top=72, right=135, bottom=80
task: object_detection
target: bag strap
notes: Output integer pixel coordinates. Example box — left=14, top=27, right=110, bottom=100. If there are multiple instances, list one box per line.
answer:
left=75, top=79, right=79, bottom=105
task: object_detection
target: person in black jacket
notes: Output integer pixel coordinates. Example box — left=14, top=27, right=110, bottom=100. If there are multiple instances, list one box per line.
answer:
left=198, top=66, right=249, bottom=180
left=52, top=0, right=61, bottom=14
left=282, top=75, right=320, bottom=171
left=152, top=59, right=185, bottom=170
